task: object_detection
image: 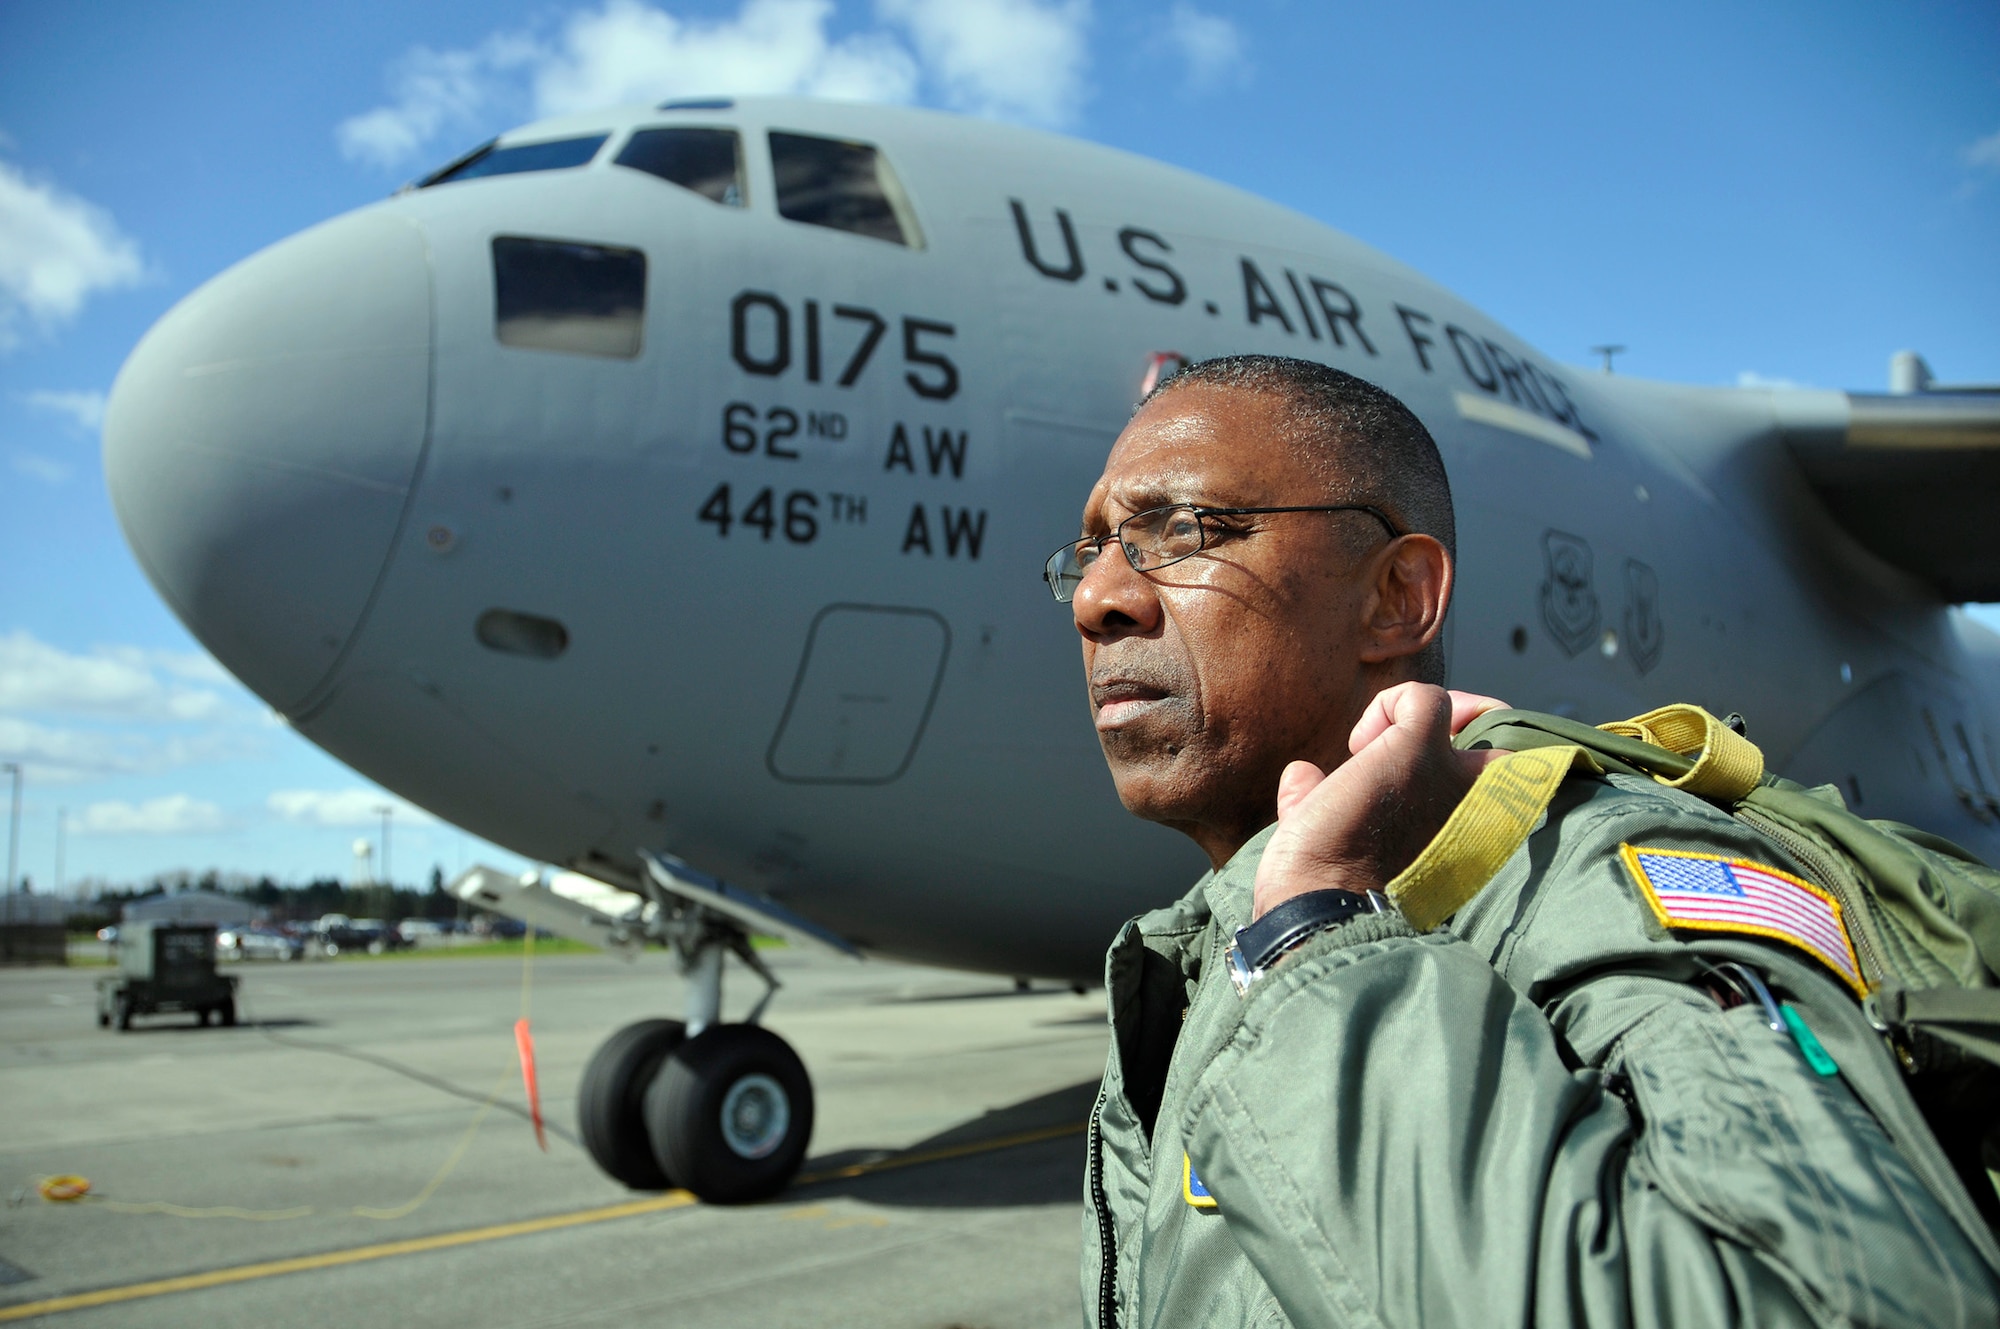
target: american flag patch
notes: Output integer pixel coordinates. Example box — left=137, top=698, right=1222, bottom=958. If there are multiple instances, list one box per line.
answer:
left=1620, top=844, right=1866, bottom=996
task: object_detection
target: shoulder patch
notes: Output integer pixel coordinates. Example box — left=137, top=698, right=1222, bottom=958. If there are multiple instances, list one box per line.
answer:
left=1182, top=1153, right=1218, bottom=1211
left=1620, top=844, right=1867, bottom=996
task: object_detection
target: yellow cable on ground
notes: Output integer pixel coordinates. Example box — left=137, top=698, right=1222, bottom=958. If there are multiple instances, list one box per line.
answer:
left=98, top=1199, right=317, bottom=1222
left=520, top=922, right=536, bottom=1022
left=30, top=1174, right=313, bottom=1222
left=348, top=1069, right=515, bottom=1221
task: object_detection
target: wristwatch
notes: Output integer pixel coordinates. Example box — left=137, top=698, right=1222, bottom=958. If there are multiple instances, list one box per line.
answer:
left=1227, top=888, right=1392, bottom=995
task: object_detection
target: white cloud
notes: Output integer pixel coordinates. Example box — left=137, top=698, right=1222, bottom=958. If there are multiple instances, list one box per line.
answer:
left=1966, top=129, right=2000, bottom=173
left=1735, top=370, right=1806, bottom=391
left=533, top=0, right=917, bottom=116
left=338, top=0, right=1096, bottom=171
left=878, top=0, right=1090, bottom=125
left=0, top=714, right=264, bottom=785
left=74, top=795, right=228, bottom=836
left=1163, top=4, right=1246, bottom=92
left=147, top=650, right=236, bottom=687
left=0, top=160, right=145, bottom=352
left=0, top=631, right=233, bottom=722
left=11, top=451, right=69, bottom=485
left=21, top=387, right=107, bottom=433
left=336, top=36, right=540, bottom=170
left=337, top=0, right=924, bottom=172
left=0, top=716, right=136, bottom=781
left=267, top=788, right=435, bottom=827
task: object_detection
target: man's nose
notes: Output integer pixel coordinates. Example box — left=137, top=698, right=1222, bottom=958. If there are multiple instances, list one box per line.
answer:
left=1071, top=548, right=1163, bottom=640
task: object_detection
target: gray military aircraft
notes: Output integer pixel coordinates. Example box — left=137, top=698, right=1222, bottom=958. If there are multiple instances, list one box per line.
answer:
left=102, top=96, right=2000, bottom=1202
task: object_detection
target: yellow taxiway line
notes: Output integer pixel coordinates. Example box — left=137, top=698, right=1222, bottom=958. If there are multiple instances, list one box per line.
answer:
left=0, top=1121, right=1086, bottom=1322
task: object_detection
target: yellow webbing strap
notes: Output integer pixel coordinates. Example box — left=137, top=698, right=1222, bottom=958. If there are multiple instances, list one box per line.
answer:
left=1387, top=745, right=1595, bottom=930
left=1598, top=704, right=1765, bottom=802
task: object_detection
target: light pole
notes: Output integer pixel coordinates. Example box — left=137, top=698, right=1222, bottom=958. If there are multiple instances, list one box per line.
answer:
left=1590, top=344, right=1627, bottom=374
left=377, top=805, right=394, bottom=891
left=3, top=763, right=20, bottom=894
left=55, top=807, right=66, bottom=896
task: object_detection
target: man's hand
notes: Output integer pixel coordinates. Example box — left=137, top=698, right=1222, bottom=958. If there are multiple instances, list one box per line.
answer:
left=1251, top=685, right=1506, bottom=919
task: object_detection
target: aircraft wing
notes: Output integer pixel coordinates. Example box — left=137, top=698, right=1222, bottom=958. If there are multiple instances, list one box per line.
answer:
left=449, top=865, right=646, bottom=958
left=1777, top=390, right=2000, bottom=601
left=640, top=851, right=862, bottom=958
left=449, top=858, right=863, bottom=961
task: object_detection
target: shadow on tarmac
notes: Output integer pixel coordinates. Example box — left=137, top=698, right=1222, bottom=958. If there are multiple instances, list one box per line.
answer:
left=793, top=1079, right=1098, bottom=1209
left=105, top=1017, right=321, bottom=1034
left=877, top=984, right=1096, bottom=1005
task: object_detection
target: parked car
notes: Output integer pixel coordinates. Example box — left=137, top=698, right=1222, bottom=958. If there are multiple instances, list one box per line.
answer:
left=396, top=919, right=445, bottom=946
left=217, top=925, right=302, bottom=962
left=316, top=918, right=409, bottom=956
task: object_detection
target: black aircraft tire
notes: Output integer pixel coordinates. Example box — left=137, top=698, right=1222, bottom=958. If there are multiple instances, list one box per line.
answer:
left=646, top=1024, right=813, bottom=1205
left=114, top=994, right=132, bottom=1032
left=219, top=998, right=237, bottom=1028
left=577, top=1019, right=686, bottom=1190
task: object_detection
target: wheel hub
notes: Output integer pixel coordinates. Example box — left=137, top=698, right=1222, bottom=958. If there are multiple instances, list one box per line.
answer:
left=719, top=1072, right=790, bottom=1159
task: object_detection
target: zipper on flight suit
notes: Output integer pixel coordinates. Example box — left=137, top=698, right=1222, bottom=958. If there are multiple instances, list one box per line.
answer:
left=1087, top=1091, right=1118, bottom=1329
left=1732, top=803, right=1889, bottom=983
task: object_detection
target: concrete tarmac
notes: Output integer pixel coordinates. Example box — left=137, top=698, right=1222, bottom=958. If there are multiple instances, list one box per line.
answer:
left=0, top=946, right=1110, bottom=1327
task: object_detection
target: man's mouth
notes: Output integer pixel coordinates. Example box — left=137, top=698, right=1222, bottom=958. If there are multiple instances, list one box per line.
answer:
left=1091, top=678, right=1170, bottom=728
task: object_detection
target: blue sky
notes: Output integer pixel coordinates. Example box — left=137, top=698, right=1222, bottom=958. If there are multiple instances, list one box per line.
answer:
left=2, top=0, right=1996, bottom=894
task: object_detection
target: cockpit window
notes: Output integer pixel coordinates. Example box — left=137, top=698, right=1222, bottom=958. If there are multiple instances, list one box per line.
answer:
left=614, top=128, right=745, bottom=206
left=768, top=132, right=924, bottom=248
left=492, top=236, right=646, bottom=359
left=421, top=134, right=610, bottom=187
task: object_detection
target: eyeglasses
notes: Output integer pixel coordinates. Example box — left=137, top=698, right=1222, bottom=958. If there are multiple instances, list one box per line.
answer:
left=1042, top=503, right=1401, bottom=603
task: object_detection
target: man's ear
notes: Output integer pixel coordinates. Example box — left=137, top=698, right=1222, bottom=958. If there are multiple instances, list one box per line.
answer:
left=1356, top=534, right=1451, bottom=664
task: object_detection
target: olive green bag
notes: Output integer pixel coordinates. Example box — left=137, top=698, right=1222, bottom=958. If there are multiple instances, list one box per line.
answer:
left=1449, top=703, right=2000, bottom=1213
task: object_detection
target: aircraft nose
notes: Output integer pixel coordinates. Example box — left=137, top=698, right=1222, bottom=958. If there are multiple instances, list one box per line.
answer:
left=104, top=208, right=432, bottom=713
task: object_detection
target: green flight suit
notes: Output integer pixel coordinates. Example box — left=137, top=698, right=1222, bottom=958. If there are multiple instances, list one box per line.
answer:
left=1082, top=770, right=2000, bottom=1328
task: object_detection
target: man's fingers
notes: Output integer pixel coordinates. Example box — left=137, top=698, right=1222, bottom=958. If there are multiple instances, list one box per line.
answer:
left=1447, top=691, right=1508, bottom=733
left=1274, top=760, right=1327, bottom=821
left=1347, top=681, right=1453, bottom=755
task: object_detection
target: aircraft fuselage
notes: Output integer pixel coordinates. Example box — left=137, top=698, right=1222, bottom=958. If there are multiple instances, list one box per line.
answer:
left=104, top=98, right=2000, bottom=980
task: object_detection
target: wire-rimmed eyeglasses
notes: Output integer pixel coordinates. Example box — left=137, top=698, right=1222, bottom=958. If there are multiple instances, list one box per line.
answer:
left=1042, top=503, right=1402, bottom=603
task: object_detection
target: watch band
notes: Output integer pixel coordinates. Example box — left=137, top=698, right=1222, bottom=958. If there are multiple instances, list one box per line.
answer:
left=1227, top=888, right=1390, bottom=995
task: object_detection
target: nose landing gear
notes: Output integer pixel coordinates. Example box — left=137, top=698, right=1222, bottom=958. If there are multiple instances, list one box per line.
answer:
left=577, top=856, right=847, bottom=1204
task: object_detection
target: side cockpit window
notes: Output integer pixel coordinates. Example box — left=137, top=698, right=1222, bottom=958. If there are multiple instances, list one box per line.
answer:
left=492, top=237, right=646, bottom=359
left=615, top=128, right=745, bottom=205
left=769, top=132, right=923, bottom=248
left=421, top=134, right=610, bottom=187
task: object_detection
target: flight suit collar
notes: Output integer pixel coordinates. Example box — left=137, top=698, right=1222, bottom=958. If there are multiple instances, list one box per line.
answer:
left=1198, top=823, right=1273, bottom=941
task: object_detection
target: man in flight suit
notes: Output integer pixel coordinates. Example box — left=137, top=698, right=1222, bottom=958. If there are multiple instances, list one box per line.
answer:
left=1049, top=355, right=2000, bottom=1327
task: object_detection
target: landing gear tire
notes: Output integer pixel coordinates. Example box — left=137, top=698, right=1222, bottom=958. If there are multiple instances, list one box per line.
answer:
left=578, top=1019, right=686, bottom=1190
left=114, top=994, right=132, bottom=1032
left=219, top=998, right=237, bottom=1028
left=645, top=1024, right=813, bottom=1205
